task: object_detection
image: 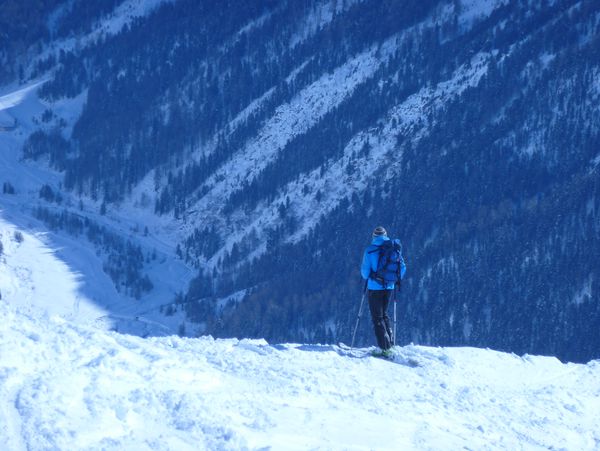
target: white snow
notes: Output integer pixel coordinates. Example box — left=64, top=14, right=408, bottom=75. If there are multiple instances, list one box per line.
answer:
left=92, top=0, right=176, bottom=37
left=232, top=11, right=277, bottom=42
left=573, top=274, right=594, bottom=306
left=0, top=215, right=105, bottom=323
left=1, top=299, right=599, bottom=450
left=458, top=0, right=509, bottom=29
left=222, top=87, right=276, bottom=145
left=0, top=80, right=48, bottom=113
left=289, top=0, right=368, bottom=49
left=539, top=52, right=556, bottom=69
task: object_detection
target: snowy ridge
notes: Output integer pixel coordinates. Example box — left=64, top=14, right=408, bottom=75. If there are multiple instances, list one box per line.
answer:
left=1, top=300, right=599, bottom=450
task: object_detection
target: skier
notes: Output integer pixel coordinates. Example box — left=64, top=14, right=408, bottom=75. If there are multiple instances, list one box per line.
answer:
left=360, top=226, right=406, bottom=354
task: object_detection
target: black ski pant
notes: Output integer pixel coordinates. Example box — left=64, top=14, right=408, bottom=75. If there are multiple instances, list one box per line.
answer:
left=368, top=289, right=393, bottom=350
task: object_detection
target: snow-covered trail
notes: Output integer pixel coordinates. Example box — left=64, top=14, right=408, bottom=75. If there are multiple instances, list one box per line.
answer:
left=1, top=300, right=599, bottom=451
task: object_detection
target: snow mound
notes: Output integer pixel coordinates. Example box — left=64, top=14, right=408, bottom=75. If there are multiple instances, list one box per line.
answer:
left=1, top=302, right=599, bottom=450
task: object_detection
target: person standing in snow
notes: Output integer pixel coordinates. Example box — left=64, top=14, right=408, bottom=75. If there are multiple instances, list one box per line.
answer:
left=360, top=226, right=406, bottom=352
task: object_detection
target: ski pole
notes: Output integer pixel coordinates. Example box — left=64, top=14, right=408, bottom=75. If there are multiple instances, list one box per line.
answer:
left=351, top=281, right=368, bottom=349
left=393, top=299, right=397, bottom=347
left=393, top=281, right=401, bottom=346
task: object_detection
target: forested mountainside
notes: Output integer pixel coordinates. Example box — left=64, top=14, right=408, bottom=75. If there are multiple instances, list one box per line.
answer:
left=2, top=0, right=599, bottom=362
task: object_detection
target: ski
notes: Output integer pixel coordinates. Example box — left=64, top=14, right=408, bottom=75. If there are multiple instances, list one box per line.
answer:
left=370, top=349, right=394, bottom=359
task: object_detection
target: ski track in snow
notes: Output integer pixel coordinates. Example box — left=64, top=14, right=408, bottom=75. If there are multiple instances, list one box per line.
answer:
left=1, top=301, right=599, bottom=450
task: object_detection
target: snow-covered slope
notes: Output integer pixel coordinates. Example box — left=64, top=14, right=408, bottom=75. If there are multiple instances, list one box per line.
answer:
left=1, top=299, right=599, bottom=450
left=0, top=209, right=190, bottom=336
left=0, top=77, right=194, bottom=336
left=0, top=215, right=104, bottom=322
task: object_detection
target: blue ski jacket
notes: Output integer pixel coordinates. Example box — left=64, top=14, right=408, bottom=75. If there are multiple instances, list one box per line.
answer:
left=361, top=235, right=406, bottom=290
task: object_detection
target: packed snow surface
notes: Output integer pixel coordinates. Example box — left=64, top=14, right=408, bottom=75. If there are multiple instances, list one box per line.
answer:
left=1, top=298, right=599, bottom=450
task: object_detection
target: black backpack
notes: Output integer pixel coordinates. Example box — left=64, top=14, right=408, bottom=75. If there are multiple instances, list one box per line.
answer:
left=368, top=239, right=403, bottom=287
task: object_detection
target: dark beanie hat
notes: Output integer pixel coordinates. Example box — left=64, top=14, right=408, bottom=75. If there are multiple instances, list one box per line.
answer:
left=372, top=226, right=387, bottom=237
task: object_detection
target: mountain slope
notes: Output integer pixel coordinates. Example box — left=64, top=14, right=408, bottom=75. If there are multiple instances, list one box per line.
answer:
left=0, top=204, right=188, bottom=336
left=0, top=0, right=599, bottom=361
left=2, top=202, right=598, bottom=450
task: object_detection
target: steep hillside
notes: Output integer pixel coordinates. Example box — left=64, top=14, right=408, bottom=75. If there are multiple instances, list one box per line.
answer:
left=0, top=0, right=598, bottom=361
